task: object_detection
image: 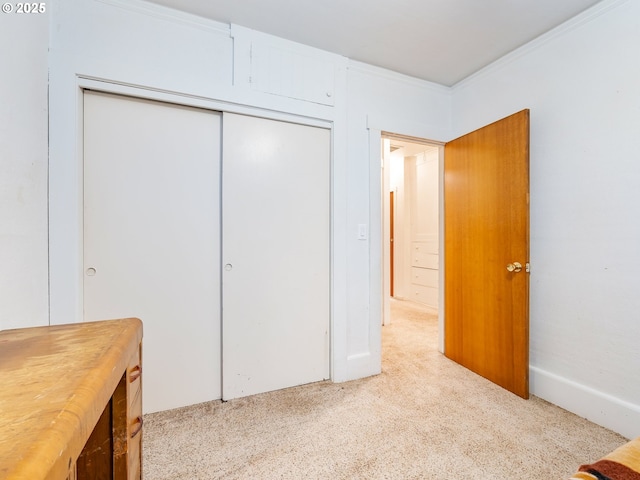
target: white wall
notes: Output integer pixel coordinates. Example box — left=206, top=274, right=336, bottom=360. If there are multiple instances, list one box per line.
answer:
left=45, top=0, right=451, bottom=387
left=0, top=10, right=49, bottom=330
left=346, top=63, right=451, bottom=377
left=452, top=0, right=640, bottom=438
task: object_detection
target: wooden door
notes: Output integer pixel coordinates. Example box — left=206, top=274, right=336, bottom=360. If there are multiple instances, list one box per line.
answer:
left=444, top=109, right=530, bottom=399
left=83, top=91, right=222, bottom=413
left=221, top=113, right=330, bottom=400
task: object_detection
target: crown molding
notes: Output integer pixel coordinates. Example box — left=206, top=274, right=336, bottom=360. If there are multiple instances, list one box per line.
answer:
left=94, top=0, right=231, bottom=35
left=348, top=60, right=451, bottom=95
left=453, top=0, right=629, bottom=90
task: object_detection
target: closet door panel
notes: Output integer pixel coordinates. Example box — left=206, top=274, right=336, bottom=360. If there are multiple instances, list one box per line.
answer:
left=83, top=91, right=222, bottom=413
left=222, top=113, right=330, bottom=400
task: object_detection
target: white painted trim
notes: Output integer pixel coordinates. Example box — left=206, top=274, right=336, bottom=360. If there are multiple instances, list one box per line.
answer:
left=230, top=23, right=347, bottom=64
left=77, top=76, right=332, bottom=128
left=349, top=60, right=451, bottom=94
left=436, top=144, right=445, bottom=354
left=367, top=115, right=448, bottom=145
left=381, top=138, right=391, bottom=327
left=531, top=366, right=640, bottom=439
left=49, top=77, right=338, bottom=375
left=346, top=352, right=381, bottom=379
left=94, top=0, right=231, bottom=34
left=370, top=123, right=446, bottom=359
left=369, top=129, right=383, bottom=370
left=329, top=64, right=350, bottom=383
left=453, top=0, right=629, bottom=90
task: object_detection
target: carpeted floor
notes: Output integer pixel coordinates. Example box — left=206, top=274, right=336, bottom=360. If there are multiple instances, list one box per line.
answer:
left=142, top=299, right=627, bottom=479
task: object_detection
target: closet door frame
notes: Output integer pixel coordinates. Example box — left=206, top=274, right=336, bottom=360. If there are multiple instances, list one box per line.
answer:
left=48, top=77, right=337, bottom=387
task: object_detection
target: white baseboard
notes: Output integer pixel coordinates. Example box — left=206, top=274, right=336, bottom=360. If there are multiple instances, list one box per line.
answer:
left=340, top=352, right=381, bottom=382
left=530, top=366, right=640, bottom=440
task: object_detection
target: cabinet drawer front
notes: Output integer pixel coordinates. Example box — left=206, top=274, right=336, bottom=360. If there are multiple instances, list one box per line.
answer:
left=127, top=345, right=142, bottom=390
left=127, top=344, right=143, bottom=480
left=128, top=416, right=142, bottom=480
left=411, top=249, right=438, bottom=269
left=412, top=267, right=438, bottom=287
left=127, top=345, right=142, bottom=420
left=129, top=383, right=142, bottom=423
left=411, top=285, right=438, bottom=308
left=127, top=392, right=142, bottom=480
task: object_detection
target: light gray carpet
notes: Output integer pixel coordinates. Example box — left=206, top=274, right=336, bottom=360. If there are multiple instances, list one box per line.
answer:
left=143, top=299, right=627, bottom=479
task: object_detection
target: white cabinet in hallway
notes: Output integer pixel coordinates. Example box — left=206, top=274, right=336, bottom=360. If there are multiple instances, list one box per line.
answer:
left=407, top=149, right=439, bottom=309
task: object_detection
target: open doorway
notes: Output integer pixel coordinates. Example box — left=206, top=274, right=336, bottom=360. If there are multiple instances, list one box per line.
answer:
left=381, top=133, right=442, bottom=345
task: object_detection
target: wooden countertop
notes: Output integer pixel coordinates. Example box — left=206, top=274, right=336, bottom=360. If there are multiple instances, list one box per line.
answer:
left=0, top=318, right=143, bottom=480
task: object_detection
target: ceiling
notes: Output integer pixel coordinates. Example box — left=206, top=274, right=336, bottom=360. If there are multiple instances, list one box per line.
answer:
left=146, top=0, right=603, bottom=86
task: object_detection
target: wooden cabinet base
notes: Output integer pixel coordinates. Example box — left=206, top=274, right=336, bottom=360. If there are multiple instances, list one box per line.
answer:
left=0, top=318, right=143, bottom=480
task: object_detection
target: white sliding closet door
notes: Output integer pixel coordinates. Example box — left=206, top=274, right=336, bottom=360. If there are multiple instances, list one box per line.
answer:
left=222, top=113, right=330, bottom=400
left=83, top=91, right=221, bottom=413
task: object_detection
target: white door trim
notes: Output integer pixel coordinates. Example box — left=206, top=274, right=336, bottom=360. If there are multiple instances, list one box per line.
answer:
left=49, top=78, right=337, bottom=384
left=77, top=76, right=333, bottom=129
left=50, top=77, right=334, bottom=325
left=367, top=117, right=446, bottom=354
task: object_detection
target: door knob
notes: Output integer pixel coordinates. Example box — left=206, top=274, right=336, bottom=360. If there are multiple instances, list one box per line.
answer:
left=506, top=262, right=522, bottom=273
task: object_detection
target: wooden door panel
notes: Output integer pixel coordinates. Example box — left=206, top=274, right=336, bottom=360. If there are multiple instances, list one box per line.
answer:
left=444, top=110, right=530, bottom=398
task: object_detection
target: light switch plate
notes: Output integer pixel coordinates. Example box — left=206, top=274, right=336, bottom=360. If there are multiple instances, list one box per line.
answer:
left=358, top=224, right=368, bottom=240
